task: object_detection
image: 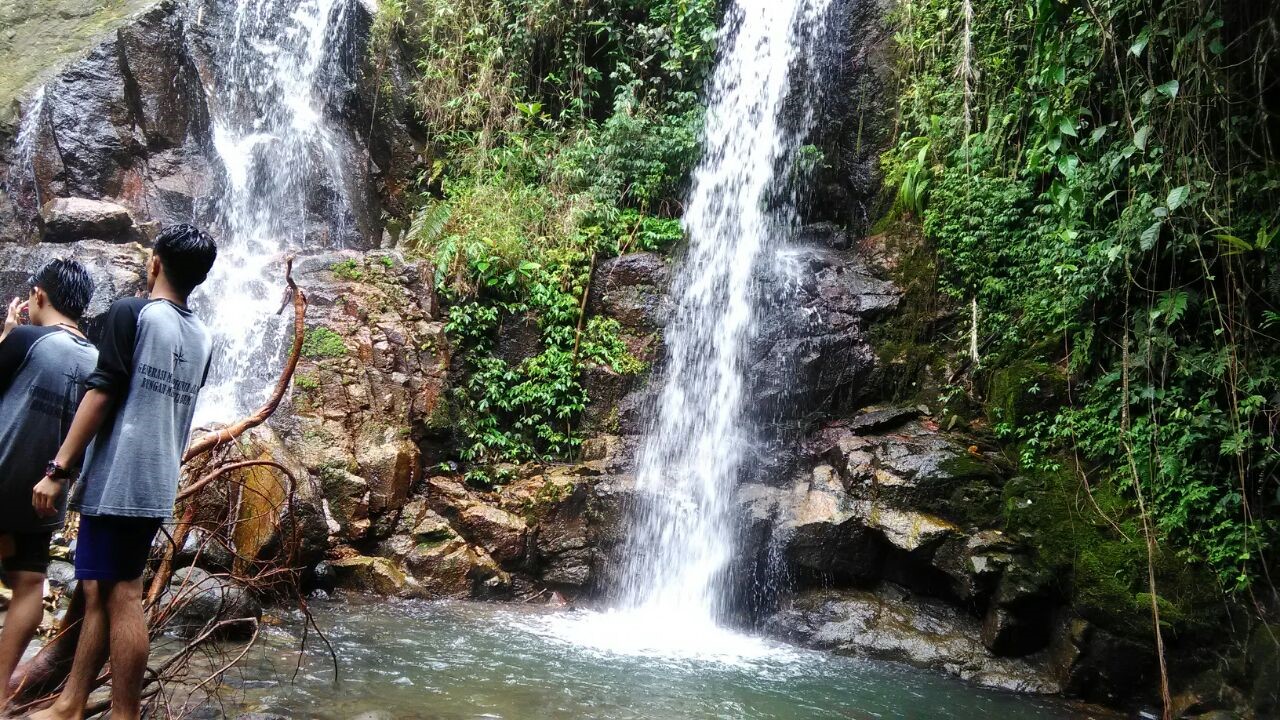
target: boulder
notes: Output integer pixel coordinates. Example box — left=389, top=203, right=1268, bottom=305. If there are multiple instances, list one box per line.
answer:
left=39, top=197, right=133, bottom=241
left=330, top=555, right=407, bottom=596
left=162, top=567, right=261, bottom=641
left=459, top=505, right=527, bottom=566
left=173, top=526, right=236, bottom=572
left=355, top=437, right=418, bottom=514
left=765, top=585, right=1058, bottom=694
left=402, top=538, right=508, bottom=598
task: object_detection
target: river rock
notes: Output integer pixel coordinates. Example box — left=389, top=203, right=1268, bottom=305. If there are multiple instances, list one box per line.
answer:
left=765, top=585, right=1058, bottom=694
left=330, top=555, right=407, bottom=596
left=163, top=567, right=261, bottom=641
left=356, top=437, right=418, bottom=514
left=459, top=505, right=527, bottom=566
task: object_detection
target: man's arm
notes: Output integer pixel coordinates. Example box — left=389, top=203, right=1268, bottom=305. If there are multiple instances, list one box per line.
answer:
left=32, top=389, right=114, bottom=517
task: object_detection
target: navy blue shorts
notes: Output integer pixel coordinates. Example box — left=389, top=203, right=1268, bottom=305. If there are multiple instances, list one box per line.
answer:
left=75, top=515, right=163, bottom=582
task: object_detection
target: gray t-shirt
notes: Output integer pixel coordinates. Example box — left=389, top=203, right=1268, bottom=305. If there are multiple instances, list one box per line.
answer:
left=0, top=326, right=99, bottom=532
left=71, top=298, right=213, bottom=519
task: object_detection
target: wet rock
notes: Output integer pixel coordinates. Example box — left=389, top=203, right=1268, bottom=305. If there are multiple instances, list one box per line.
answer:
left=1049, top=616, right=1157, bottom=707
left=163, top=567, right=261, bottom=641
left=495, top=311, right=542, bottom=366
left=981, top=559, right=1054, bottom=657
left=40, top=40, right=142, bottom=198
left=588, top=252, right=671, bottom=330
left=117, top=1, right=206, bottom=149
left=814, top=419, right=1005, bottom=526
left=744, top=245, right=898, bottom=459
left=39, top=197, right=133, bottom=241
left=330, top=555, right=407, bottom=595
left=356, top=437, right=418, bottom=514
left=173, top=526, right=235, bottom=572
left=321, top=467, right=371, bottom=540
left=405, top=538, right=508, bottom=598
left=45, top=560, right=76, bottom=590
left=459, top=505, right=527, bottom=566
left=765, top=585, right=1058, bottom=694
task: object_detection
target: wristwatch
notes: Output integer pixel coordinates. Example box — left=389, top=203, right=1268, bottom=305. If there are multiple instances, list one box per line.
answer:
left=44, top=460, right=72, bottom=481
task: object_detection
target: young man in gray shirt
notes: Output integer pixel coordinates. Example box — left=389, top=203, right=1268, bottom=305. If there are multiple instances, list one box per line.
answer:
left=0, top=260, right=97, bottom=703
left=30, top=225, right=216, bottom=720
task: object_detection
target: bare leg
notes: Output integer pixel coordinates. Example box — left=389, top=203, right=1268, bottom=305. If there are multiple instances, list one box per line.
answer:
left=0, top=571, right=45, bottom=702
left=104, top=579, right=148, bottom=720
left=7, top=587, right=84, bottom=703
left=26, top=581, right=107, bottom=720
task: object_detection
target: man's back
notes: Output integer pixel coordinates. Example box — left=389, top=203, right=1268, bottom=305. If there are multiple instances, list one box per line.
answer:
left=74, top=298, right=213, bottom=519
left=0, top=327, right=98, bottom=531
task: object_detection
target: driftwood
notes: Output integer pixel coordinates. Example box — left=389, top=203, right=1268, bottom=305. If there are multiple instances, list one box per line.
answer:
left=7, top=258, right=312, bottom=715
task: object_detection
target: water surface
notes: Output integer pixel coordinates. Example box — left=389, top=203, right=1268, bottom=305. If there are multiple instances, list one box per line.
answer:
left=223, top=598, right=1089, bottom=720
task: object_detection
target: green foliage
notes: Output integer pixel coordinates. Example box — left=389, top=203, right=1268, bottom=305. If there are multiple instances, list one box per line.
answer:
left=293, top=373, right=320, bottom=391
left=378, top=0, right=716, bottom=464
left=301, top=328, right=349, bottom=359
left=330, top=259, right=364, bottom=281
left=885, top=0, right=1280, bottom=590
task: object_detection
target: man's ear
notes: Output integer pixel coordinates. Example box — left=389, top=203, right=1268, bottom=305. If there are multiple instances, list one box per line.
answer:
left=31, top=286, right=46, bottom=310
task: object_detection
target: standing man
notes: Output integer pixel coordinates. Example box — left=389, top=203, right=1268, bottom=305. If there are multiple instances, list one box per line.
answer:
left=0, top=260, right=98, bottom=703
left=30, top=225, right=216, bottom=720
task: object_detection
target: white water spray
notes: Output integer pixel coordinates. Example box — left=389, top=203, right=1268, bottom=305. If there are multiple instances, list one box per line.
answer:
left=10, top=86, right=47, bottom=214
left=192, top=0, right=356, bottom=424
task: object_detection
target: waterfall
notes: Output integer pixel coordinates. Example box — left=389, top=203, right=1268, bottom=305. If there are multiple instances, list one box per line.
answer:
left=612, top=0, right=834, bottom=634
left=9, top=86, right=46, bottom=216
left=191, top=0, right=357, bottom=424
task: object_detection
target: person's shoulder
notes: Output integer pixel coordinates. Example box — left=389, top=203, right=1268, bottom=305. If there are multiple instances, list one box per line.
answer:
left=5, top=325, right=55, bottom=344
left=108, top=296, right=152, bottom=313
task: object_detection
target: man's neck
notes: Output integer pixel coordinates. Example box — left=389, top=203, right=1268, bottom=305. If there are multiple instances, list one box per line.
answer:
left=35, top=311, right=79, bottom=331
left=149, top=278, right=189, bottom=308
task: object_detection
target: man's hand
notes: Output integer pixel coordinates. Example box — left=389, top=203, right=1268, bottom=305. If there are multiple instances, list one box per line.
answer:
left=2, top=297, right=28, bottom=341
left=32, top=476, right=62, bottom=518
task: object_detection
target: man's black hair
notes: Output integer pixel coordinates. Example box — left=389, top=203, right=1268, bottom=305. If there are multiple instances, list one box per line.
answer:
left=154, top=223, right=217, bottom=294
left=29, top=259, right=94, bottom=321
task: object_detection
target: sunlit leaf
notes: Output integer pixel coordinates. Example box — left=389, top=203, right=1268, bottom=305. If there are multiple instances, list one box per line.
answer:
left=1140, top=221, right=1162, bottom=250
left=1156, top=79, right=1180, bottom=98
left=1130, top=26, right=1151, bottom=56
left=1166, top=185, right=1190, bottom=211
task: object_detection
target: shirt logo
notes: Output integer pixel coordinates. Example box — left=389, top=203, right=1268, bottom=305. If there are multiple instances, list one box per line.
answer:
left=172, top=348, right=188, bottom=366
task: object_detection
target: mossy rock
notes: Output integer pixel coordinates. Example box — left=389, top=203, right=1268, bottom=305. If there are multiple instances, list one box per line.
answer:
left=985, top=360, right=1067, bottom=427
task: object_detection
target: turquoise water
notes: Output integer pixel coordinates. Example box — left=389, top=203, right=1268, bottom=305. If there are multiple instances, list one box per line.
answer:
left=222, top=598, right=1102, bottom=720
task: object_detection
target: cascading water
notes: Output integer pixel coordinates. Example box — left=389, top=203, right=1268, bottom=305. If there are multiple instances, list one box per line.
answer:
left=7, top=86, right=47, bottom=216
left=546, top=0, right=835, bottom=657
left=192, top=0, right=357, bottom=424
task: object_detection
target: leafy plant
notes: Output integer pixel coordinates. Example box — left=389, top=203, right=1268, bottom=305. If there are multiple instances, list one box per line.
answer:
left=301, top=328, right=349, bottom=359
